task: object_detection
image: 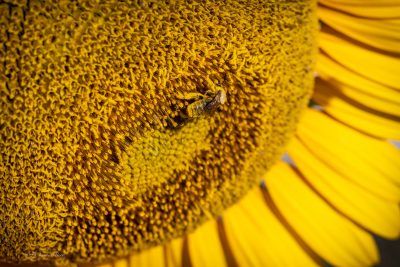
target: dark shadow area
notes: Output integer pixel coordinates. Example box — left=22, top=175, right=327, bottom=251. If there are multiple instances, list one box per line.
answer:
left=376, top=236, right=400, bottom=267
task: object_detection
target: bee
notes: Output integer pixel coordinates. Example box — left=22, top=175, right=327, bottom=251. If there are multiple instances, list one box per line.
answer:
left=166, top=87, right=227, bottom=129
left=180, top=87, right=227, bottom=118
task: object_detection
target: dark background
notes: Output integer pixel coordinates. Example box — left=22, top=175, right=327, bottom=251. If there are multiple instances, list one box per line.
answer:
left=376, top=236, right=400, bottom=267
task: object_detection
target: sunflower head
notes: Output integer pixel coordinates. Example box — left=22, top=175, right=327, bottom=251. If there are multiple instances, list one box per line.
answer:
left=0, top=0, right=318, bottom=265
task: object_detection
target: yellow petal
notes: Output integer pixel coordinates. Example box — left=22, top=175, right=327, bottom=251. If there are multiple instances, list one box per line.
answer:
left=129, top=245, right=165, bottom=267
left=319, top=30, right=400, bottom=90
left=264, top=162, right=379, bottom=267
left=91, top=256, right=129, bottom=267
left=288, top=138, right=400, bottom=239
left=318, top=6, right=400, bottom=53
left=316, top=53, right=400, bottom=116
left=95, top=263, right=114, bottom=267
left=187, top=219, right=227, bottom=267
left=114, top=258, right=128, bottom=267
left=313, top=78, right=400, bottom=139
left=223, top=186, right=318, bottom=267
left=165, top=238, right=184, bottom=267
left=297, top=109, right=400, bottom=202
left=320, top=0, right=400, bottom=19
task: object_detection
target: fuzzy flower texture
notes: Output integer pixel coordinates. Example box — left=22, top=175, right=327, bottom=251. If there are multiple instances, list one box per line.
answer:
left=1, top=0, right=400, bottom=267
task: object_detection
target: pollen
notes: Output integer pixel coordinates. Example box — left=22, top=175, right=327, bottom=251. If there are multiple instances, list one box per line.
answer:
left=0, top=0, right=317, bottom=265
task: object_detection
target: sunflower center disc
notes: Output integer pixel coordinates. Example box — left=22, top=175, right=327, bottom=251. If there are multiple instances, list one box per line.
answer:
left=0, top=0, right=317, bottom=264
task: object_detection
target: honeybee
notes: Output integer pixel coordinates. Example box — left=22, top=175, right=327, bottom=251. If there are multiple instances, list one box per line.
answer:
left=184, top=87, right=227, bottom=118
left=177, top=86, right=227, bottom=118
left=167, top=87, right=227, bottom=129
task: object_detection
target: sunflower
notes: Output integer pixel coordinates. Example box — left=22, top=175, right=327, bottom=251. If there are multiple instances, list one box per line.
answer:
left=1, top=0, right=399, bottom=266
